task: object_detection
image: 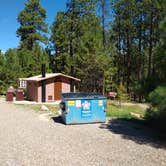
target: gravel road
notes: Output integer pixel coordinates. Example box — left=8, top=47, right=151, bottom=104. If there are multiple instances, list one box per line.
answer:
left=0, top=101, right=166, bottom=166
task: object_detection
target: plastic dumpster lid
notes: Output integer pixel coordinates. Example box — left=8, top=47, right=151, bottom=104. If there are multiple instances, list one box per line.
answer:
left=61, top=92, right=106, bottom=99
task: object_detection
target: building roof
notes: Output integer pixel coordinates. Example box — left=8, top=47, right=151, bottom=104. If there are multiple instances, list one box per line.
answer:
left=25, top=73, right=80, bottom=82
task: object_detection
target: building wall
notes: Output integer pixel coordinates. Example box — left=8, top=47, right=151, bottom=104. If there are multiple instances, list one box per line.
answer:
left=54, top=81, right=62, bottom=100
left=45, top=81, right=54, bottom=102
left=55, top=76, right=76, bottom=95
left=61, top=77, right=72, bottom=93
left=38, top=84, right=41, bottom=103
left=27, top=76, right=78, bottom=102
left=27, top=81, right=38, bottom=102
left=37, top=78, right=54, bottom=102
left=62, top=82, right=70, bottom=93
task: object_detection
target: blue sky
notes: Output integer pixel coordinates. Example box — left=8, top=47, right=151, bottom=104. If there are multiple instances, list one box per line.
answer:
left=0, top=0, right=67, bottom=52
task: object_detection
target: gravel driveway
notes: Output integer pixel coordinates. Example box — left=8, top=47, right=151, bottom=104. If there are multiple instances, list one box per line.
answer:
left=0, top=101, right=166, bottom=166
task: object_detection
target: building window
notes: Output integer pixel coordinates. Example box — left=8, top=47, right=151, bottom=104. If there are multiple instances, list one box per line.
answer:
left=18, top=80, right=27, bottom=88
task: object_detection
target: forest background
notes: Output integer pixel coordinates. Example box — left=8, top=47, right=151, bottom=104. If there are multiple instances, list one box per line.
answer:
left=0, top=0, right=165, bottom=103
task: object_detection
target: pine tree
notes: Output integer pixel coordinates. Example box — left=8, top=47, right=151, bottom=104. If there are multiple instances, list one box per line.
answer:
left=112, top=0, right=137, bottom=93
left=17, top=0, right=48, bottom=50
left=0, top=51, right=6, bottom=94
left=98, top=0, right=113, bottom=49
left=17, top=46, right=50, bottom=77
left=0, top=49, right=22, bottom=91
left=142, top=0, right=165, bottom=77
left=50, top=11, right=70, bottom=74
left=153, top=16, right=166, bottom=83
left=51, top=0, right=114, bottom=93
left=111, top=0, right=165, bottom=99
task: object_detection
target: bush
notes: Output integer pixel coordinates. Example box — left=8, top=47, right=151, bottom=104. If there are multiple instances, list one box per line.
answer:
left=149, top=86, right=166, bottom=106
left=117, top=84, right=130, bottom=102
left=145, top=86, right=166, bottom=132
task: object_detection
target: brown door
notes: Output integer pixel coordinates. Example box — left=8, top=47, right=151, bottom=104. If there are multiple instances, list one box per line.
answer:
left=54, top=82, right=62, bottom=100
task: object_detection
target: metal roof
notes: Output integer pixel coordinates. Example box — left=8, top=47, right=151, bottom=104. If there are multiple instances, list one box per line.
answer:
left=25, top=73, right=80, bottom=82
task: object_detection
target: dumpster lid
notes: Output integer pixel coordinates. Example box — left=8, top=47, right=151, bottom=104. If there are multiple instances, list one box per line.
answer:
left=61, top=93, right=106, bottom=99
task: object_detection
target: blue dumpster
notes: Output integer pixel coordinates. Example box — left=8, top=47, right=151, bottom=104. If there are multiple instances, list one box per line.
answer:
left=60, top=93, right=107, bottom=124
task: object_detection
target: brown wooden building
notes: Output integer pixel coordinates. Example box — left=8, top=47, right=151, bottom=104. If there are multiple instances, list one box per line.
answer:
left=24, top=73, right=80, bottom=102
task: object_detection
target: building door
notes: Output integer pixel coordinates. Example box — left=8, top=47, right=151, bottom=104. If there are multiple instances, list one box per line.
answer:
left=54, top=82, right=62, bottom=100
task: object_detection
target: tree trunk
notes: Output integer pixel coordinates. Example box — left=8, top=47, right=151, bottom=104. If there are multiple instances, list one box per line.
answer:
left=138, top=17, right=142, bottom=81
left=148, top=12, right=153, bottom=77
left=102, top=72, right=105, bottom=95
left=101, top=0, right=106, bottom=49
left=117, top=16, right=121, bottom=84
left=126, top=28, right=131, bottom=93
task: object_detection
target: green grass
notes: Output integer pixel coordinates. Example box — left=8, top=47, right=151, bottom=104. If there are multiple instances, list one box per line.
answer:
left=14, top=100, right=147, bottom=120
left=15, top=104, right=59, bottom=115
left=29, top=104, right=59, bottom=112
left=106, top=101, right=146, bottom=120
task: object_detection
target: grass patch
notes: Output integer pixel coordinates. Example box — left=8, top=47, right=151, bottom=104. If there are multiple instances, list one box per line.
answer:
left=14, top=100, right=147, bottom=120
left=27, top=105, right=41, bottom=112
left=106, top=101, right=146, bottom=120
left=29, top=104, right=59, bottom=113
left=15, top=104, right=59, bottom=115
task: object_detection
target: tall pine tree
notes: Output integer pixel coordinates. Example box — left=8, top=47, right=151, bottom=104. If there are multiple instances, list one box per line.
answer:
left=51, top=0, right=114, bottom=93
left=17, top=0, right=48, bottom=50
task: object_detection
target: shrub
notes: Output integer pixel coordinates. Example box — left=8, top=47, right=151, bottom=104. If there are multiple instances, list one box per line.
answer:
left=149, top=86, right=166, bottom=106
left=117, top=84, right=130, bottom=106
left=145, top=86, right=166, bottom=132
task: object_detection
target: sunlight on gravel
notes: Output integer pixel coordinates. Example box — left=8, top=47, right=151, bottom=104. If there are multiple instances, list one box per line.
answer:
left=0, top=102, right=165, bottom=166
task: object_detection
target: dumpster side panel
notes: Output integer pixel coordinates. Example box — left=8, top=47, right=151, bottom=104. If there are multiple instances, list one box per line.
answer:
left=64, top=98, right=106, bottom=124
left=65, top=100, right=79, bottom=124
left=92, top=99, right=106, bottom=122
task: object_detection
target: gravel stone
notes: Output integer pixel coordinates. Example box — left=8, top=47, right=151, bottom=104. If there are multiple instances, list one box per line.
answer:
left=0, top=102, right=165, bottom=166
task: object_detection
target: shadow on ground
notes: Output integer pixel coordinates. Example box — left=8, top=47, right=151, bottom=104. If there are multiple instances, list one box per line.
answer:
left=51, top=116, right=65, bottom=125
left=100, top=118, right=166, bottom=149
